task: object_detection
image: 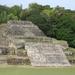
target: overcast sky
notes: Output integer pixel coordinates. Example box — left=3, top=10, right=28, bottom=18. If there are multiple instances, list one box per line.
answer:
left=0, top=0, right=75, bottom=10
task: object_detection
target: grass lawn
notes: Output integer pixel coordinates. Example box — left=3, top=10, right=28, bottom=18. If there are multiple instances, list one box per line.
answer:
left=0, top=66, right=75, bottom=75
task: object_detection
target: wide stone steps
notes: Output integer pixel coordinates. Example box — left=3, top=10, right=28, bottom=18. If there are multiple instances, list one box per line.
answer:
left=25, top=42, right=70, bottom=66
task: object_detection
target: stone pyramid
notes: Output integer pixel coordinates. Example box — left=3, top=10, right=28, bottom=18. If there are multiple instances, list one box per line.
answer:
left=0, top=21, right=71, bottom=66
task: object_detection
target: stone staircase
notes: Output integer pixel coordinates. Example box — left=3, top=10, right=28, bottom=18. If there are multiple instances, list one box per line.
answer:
left=25, top=42, right=70, bottom=66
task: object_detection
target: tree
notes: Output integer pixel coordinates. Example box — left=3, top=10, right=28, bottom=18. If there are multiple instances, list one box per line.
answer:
left=0, top=11, right=8, bottom=23
left=20, top=9, right=30, bottom=20
left=8, top=13, right=18, bottom=20
left=9, top=5, right=22, bottom=20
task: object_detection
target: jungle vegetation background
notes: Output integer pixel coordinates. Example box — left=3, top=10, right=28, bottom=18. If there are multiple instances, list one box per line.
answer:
left=0, top=3, right=75, bottom=48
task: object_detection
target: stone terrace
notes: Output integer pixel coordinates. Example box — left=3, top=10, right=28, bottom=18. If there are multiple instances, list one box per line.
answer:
left=0, top=21, right=71, bottom=66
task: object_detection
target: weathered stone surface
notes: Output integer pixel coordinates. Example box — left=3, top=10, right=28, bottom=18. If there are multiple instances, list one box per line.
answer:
left=6, top=21, right=45, bottom=37
left=0, top=21, right=71, bottom=66
left=25, top=42, right=70, bottom=66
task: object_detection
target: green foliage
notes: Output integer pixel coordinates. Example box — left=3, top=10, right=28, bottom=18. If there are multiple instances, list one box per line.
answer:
left=20, top=10, right=29, bottom=20
left=0, top=11, right=7, bottom=23
left=8, top=13, right=18, bottom=20
left=9, top=5, right=22, bottom=19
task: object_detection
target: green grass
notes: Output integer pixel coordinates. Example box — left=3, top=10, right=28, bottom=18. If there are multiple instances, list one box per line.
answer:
left=0, top=66, right=75, bottom=75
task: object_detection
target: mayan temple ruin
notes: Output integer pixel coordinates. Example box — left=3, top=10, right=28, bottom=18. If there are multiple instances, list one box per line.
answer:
left=0, top=21, right=71, bottom=66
